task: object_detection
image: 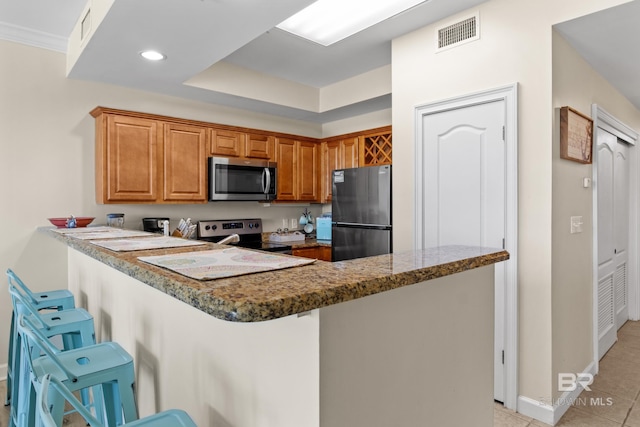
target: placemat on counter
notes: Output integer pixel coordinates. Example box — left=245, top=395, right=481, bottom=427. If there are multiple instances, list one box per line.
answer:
left=62, top=229, right=155, bottom=240
left=138, top=247, right=316, bottom=280
left=91, top=236, right=207, bottom=251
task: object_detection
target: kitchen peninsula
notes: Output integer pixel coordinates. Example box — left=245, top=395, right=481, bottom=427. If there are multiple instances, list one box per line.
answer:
left=45, top=228, right=508, bottom=427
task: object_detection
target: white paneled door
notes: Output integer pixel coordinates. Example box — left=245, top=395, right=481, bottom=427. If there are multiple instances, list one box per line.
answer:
left=421, top=100, right=506, bottom=402
left=597, top=127, right=630, bottom=360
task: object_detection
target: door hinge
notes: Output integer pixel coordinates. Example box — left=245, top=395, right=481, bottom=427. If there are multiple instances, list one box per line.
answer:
left=502, top=126, right=505, bottom=141
left=502, top=238, right=505, bottom=249
left=502, top=350, right=505, bottom=364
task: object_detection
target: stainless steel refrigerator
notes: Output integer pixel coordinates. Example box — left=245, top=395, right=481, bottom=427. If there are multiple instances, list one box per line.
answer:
left=331, top=165, right=392, bottom=261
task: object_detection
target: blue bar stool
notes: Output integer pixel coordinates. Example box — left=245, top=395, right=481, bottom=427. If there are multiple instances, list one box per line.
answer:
left=5, top=269, right=76, bottom=407
left=18, top=314, right=138, bottom=427
left=38, top=374, right=197, bottom=427
left=7, top=285, right=99, bottom=427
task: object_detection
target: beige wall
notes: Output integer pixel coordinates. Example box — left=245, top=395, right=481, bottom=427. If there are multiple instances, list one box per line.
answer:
left=0, top=39, right=388, bottom=373
left=392, top=0, right=631, bottom=406
left=551, top=31, right=640, bottom=400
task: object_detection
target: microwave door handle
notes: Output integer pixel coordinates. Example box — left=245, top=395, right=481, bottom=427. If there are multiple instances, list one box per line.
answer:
left=263, top=168, right=271, bottom=194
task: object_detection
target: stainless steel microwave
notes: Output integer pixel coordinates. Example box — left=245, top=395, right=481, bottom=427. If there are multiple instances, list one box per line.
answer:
left=208, top=157, right=277, bottom=201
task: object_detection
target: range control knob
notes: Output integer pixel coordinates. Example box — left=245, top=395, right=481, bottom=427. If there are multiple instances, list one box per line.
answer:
left=205, top=225, right=211, bottom=231
left=248, top=223, right=253, bottom=229
left=254, top=222, right=260, bottom=229
left=212, top=225, right=217, bottom=230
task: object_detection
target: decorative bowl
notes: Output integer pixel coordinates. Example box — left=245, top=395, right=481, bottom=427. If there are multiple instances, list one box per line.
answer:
left=48, top=217, right=95, bottom=228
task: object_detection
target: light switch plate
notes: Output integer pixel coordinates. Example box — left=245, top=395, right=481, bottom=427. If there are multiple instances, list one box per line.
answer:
left=570, top=216, right=583, bottom=234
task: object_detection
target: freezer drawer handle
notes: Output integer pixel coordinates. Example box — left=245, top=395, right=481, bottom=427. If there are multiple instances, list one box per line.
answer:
left=333, top=222, right=392, bottom=230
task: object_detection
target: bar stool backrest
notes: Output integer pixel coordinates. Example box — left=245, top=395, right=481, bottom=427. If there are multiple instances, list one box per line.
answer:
left=38, top=373, right=104, bottom=427
left=17, top=314, right=78, bottom=383
left=8, top=285, right=49, bottom=331
left=6, top=269, right=40, bottom=306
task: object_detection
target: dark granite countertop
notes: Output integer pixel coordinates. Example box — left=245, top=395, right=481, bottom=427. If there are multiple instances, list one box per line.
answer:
left=43, top=227, right=508, bottom=323
left=289, top=239, right=331, bottom=249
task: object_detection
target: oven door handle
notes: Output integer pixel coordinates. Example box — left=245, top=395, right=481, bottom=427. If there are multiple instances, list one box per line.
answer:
left=262, top=168, right=271, bottom=195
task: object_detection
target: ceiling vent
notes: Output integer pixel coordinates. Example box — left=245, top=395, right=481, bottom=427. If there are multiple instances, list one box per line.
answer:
left=436, top=13, right=479, bottom=52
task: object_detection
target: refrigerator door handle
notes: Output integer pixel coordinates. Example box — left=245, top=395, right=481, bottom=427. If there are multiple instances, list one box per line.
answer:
left=333, top=222, right=392, bottom=230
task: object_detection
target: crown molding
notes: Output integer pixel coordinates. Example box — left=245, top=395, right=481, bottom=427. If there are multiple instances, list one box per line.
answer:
left=0, top=21, right=67, bottom=52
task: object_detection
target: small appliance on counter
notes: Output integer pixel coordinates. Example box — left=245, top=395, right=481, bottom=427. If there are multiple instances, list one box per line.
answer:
left=316, top=214, right=332, bottom=241
left=142, top=217, right=169, bottom=233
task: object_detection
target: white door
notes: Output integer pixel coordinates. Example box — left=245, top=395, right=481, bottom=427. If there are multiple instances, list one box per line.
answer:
left=597, top=128, right=630, bottom=359
left=421, top=100, right=506, bottom=402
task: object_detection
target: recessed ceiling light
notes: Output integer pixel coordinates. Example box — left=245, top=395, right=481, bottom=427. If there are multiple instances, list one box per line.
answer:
left=277, top=0, right=429, bottom=46
left=140, top=50, right=166, bottom=61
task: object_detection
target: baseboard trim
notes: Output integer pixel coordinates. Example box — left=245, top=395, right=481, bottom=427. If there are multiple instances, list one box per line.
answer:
left=517, top=361, right=597, bottom=426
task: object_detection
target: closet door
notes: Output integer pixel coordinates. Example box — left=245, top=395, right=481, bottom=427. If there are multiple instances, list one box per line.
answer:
left=597, top=128, right=630, bottom=359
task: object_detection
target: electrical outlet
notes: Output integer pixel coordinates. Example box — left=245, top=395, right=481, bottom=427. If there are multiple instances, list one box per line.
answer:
left=282, top=218, right=288, bottom=229
left=290, top=218, right=298, bottom=229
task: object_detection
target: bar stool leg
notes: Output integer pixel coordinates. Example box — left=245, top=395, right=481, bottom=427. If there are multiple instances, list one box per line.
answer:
left=5, top=312, right=15, bottom=406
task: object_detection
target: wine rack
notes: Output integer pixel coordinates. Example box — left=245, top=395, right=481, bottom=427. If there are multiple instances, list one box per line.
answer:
left=360, top=130, right=392, bottom=166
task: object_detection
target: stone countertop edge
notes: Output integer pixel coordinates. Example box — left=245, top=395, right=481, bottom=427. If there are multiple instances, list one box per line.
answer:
left=41, top=227, right=509, bottom=323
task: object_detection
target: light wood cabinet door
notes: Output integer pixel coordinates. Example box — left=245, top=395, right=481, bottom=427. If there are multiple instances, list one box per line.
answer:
left=318, top=246, right=332, bottom=261
left=342, top=137, right=359, bottom=169
left=322, top=141, right=341, bottom=202
left=320, top=138, right=359, bottom=203
left=163, top=123, right=207, bottom=202
left=276, top=138, right=297, bottom=201
left=246, top=134, right=275, bottom=160
left=210, top=129, right=244, bottom=157
left=297, top=141, right=319, bottom=202
left=292, top=246, right=332, bottom=261
left=292, top=247, right=319, bottom=260
left=102, top=115, right=159, bottom=202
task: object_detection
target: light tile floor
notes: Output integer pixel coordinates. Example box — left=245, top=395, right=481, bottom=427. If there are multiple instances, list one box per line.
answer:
left=496, top=320, right=640, bottom=427
left=1, top=321, right=640, bottom=426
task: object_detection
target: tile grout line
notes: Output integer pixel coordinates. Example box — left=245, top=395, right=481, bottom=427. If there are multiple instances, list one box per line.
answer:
left=621, top=387, right=640, bottom=427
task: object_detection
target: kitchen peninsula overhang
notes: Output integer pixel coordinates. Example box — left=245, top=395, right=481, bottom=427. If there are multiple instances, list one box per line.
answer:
left=43, top=227, right=508, bottom=322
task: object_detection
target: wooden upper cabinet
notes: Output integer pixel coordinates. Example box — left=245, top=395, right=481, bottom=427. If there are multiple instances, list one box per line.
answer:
left=320, top=137, right=359, bottom=203
left=360, top=128, right=392, bottom=166
left=98, top=114, right=160, bottom=203
left=210, top=129, right=244, bottom=157
left=342, top=137, right=359, bottom=169
left=321, top=141, right=341, bottom=203
left=297, top=141, right=319, bottom=202
left=275, top=138, right=319, bottom=202
left=163, top=123, right=207, bottom=202
left=245, top=134, right=275, bottom=160
left=92, top=106, right=385, bottom=205
left=275, top=138, right=297, bottom=201
left=92, top=107, right=208, bottom=204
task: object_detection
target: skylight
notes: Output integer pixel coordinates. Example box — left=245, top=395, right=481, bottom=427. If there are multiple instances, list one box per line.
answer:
left=277, top=0, right=429, bottom=46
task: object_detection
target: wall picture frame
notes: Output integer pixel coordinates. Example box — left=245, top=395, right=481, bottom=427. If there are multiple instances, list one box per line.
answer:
left=560, top=106, right=593, bottom=164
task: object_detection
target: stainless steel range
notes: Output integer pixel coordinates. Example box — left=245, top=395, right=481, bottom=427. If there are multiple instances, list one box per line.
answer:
left=197, top=218, right=292, bottom=254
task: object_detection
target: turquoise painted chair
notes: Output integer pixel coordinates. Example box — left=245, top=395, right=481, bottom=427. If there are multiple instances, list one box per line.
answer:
left=7, top=285, right=98, bottom=427
left=38, top=373, right=197, bottom=427
left=5, top=268, right=76, bottom=406
left=18, top=314, right=138, bottom=427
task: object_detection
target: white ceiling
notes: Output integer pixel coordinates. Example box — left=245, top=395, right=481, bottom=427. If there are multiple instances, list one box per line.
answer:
left=554, top=1, right=640, bottom=112
left=2, top=0, right=639, bottom=123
